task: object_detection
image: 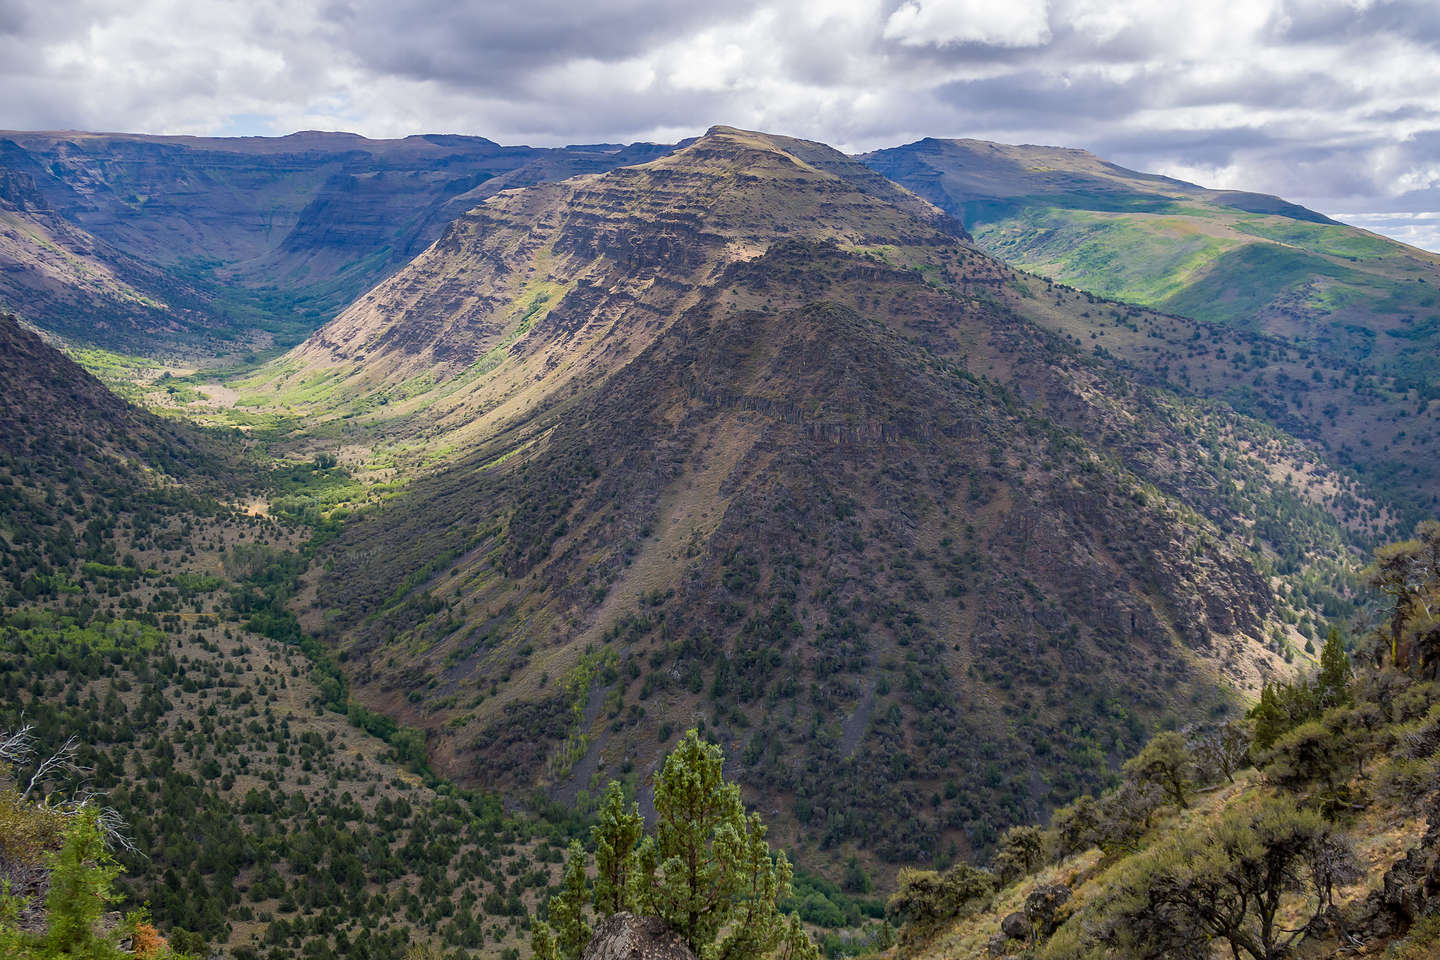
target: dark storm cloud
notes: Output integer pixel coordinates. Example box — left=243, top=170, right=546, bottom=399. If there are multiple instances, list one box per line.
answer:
left=327, top=0, right=766, bottom=84
left=0, top=0, right=1438, bottom=248
left=934, top=70, right=1148, bottom=122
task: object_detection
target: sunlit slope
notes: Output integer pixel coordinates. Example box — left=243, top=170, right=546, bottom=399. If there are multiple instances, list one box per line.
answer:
left=862, top=138, right=1440, bottom=390
left=863, top=137, right=1440, bottom=517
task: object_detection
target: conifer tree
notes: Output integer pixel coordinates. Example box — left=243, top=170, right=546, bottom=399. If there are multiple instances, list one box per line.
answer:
left=1102, top=796, right=1358, bottom=960
left=39, top=807, right=124, bottom=959
left=1121, top=731, right=1191, bottom=810
left=1050, top=795, right=1102, bottom=858
left=549, top=840, right=592, bottom=960
left=1316, top=627, right=1352, bottom=709
left=531, top=918, right=560, bottom=960
left=537, top=732, right=817, bottom=960
left=633, top=730, right=817, bottom=960
left=591, top=781, right=642, bottom=917
left=1249, top=682, right=1287, bottom=752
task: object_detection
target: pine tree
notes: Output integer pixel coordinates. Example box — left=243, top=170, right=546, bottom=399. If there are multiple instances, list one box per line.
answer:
left=634, top=729, right=817, bottom=960
left=1316, top=627, right=1352, bottom=708
left=1249, top=682, right=1286, bottom=752
left=531, top=919, right=560, bottom=960
left=591, top=781, right=642, bottom=917
left=549, top=841, right=592, bottom=960
left=41, top=807, right=124, bottom=959
left=537, top=732, right=818, bottom=960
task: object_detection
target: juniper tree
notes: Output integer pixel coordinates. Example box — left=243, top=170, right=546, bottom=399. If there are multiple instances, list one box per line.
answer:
left=990, top=825, right=1046, bottom=884
left=1316, top=627, right=1353, bottom=709
left=886, top=863, right=994, bottom=956
left=1122, top=730, right=1192, bottom=810
left=1366, top=521, right=1440, bottom=672
left=1099, top=796, right=1358, bottom=960
left=549, top=841, right=592, bottom=960
left=1049, top=794, right=1102, bottom=859
left=1249, top=682, right=1288, bottom=752
left=1188, top=719, right=1251, bottom=785
left=531, top=917, right=560, bottom=960
left=633, top=730, right=817, bottom=960
left=591, top=781, right=642, bottom=916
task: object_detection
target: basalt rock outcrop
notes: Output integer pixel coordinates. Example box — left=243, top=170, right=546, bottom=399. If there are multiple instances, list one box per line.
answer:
left=1354, top=790, right=1440, bottom=944
left=580, top=914, right=696, bottom=960
left=0, top=130, right=676, bottom=349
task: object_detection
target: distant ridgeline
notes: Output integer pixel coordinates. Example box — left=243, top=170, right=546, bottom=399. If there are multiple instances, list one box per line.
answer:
left=0, top=131, right=675, bottom=352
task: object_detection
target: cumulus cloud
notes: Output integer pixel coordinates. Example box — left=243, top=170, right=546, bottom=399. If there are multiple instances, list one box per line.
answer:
left=1, top=0, right=1438, bottom=248
left=883, top=0, right=1051, bottom=48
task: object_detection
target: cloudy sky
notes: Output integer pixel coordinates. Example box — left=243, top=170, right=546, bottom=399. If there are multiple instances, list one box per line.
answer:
left=3, top=0, right=1439, bottom=248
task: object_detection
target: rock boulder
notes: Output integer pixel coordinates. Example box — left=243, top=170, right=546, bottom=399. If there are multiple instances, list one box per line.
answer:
left=580, top=913, right=697, bottom=960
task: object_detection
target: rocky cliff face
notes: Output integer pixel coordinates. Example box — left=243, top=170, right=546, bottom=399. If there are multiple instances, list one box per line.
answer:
left=0, top=131, right=677, bottom=350
left=0, top=169, right=216, bottom=349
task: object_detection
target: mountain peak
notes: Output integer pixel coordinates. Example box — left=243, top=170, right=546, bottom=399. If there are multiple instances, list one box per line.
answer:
left=656, top=125, right=956, bottom=231
left=678, top=124, right=832, bottom=168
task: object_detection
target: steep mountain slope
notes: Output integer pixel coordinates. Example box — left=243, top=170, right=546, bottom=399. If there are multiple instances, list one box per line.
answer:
left=0, top=310, right=227, bottom=511
left=0, top=131, right=675, bottom=352
left=0, top=170, right=217, bottom=347
left=0, top=312, right=595, bottom=959
left=261, top=128, right=1371, bottom=872
left=862, top=138, right=1440, bottom=516
left=232, top=125, right=959, bottom=450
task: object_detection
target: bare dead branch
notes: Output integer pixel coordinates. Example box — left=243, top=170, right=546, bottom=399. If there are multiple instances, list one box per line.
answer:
left=22, top=734, right=80, bottom=800
left=0, top=724, right=36, bottom=766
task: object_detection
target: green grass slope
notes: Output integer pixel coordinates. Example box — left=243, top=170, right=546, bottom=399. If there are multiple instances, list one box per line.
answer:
left=860, top=137, right=1440, bottom=390
left=862, top=138, right=1440, bottom=520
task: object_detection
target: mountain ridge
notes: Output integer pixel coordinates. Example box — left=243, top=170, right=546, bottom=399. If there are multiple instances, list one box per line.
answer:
left=201, top=130, right=1376, bottom=873
left=0, top=129, right=679, bottom=352
left=861, top=135, right=1440, bottom=519
left=2, top=120, right=1431, bottom=958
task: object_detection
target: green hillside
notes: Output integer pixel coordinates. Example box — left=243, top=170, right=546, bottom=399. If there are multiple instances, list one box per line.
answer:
left=862, top=138, right=1440, bottom=520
